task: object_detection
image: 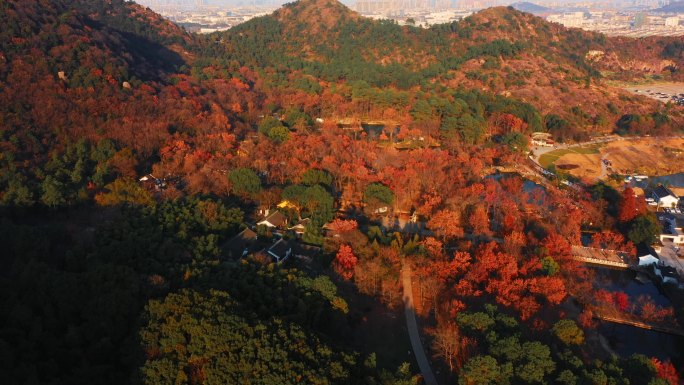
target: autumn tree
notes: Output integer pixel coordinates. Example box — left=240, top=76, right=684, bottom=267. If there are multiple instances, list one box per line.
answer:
left=429, top=209, right=464, bottom=240
left=618, top=187, right=639, bottom=222
left=327, top=219, right=358, bottom=233
left=334, top=244, right=357, bottom=280
left=651, top=359, right=680, bottom=385
left=468, top=204, right=491, bottom=237
left=432, top=322, right=466, bottom=372
left=95, top=178, right=154, bottom=206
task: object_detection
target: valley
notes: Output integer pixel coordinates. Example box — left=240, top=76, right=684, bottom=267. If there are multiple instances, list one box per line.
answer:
left=0, top=0, right=683, bottom=384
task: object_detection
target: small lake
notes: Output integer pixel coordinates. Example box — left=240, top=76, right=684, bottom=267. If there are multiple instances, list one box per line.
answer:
left=592, top=267, right=670, bottom=307
left=486, top=172, right=545, bottom=193
left=598, top=323, right=684, bottom=361
left=361, top=123, right=399, bottom=140
left=591, top=266, right=683, bottom=361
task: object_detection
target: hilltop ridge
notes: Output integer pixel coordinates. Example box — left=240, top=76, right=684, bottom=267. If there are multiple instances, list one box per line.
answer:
left=206, top=1, right=681, bottom=129
left=274, top=0, right=360, bottom=30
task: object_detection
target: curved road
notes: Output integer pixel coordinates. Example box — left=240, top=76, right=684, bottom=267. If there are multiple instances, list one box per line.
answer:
left=402, top=264, right=439, bottom=385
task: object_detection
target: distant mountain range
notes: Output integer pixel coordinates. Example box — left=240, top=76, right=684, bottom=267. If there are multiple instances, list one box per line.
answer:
left=654, top=1, right=684, bottom=13
left=510, top=2, right=551, bottom=15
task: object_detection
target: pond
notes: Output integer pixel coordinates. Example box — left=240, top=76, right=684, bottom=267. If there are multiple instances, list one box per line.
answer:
left=486, top=172, right=545, bottom=194
left=361, top=123, right=399, bottom=141
left=591, top=266, right=683, bottom=361
left=591, top=267, right=670, bottom=307
left=598, top=323, right=684, bottom=361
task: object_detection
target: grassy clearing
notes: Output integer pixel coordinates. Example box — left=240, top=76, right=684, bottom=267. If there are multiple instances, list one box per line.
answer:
left=538, top=145, right=601, bottom=168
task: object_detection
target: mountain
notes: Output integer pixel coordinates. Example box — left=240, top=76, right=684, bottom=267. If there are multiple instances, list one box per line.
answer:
left=654, top=1, right=684, bottom=13
left=203, top=1, right=683, bottom=133
left=0, top=0, right=191, bottom=82
left=510, top=2, right=551, bottom=15
left=0, top=0, right=222, bottom=205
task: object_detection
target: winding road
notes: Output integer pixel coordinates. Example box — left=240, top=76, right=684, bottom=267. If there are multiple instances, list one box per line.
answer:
left=401, top=264, right=439, bottom=385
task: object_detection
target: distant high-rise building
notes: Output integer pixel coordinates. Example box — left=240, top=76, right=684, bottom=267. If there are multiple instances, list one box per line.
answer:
left=355, top=0, right=458, bottom=13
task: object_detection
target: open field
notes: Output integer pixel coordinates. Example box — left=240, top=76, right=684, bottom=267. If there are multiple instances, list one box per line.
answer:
left=623, top=82, right=684, bottom=103
left=602, top=138, right=684, bottom=175
left=555, top=153, right=603, bottom=180
left=538, top=145, right=601, bottom=168
left=543, top=137, right=684, bottom=181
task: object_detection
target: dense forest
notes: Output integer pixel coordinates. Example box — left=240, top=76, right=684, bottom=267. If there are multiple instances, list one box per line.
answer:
left=1, top=0, right=683, bottom=384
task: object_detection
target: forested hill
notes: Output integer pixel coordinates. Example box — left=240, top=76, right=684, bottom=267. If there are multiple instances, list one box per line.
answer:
left=198, top=0, right=684, bottom=127
left=210, top=0, right=684, bottom=81
left=1, top=1, right=683, bottom=384
left=0, top=0, right=191, bottom=83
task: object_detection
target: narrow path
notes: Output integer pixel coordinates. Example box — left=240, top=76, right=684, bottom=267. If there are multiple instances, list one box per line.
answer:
left=401, top=264, right=439, bottom=385
left=599, top=158, right=608, bottom=180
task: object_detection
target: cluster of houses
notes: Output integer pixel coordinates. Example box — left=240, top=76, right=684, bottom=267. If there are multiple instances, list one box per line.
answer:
left=647, top=185, right=684, bottom=251
left=656, top=211, right=684, bottom=245
left=639, top=190, right=684, bottom=288
left=638, top=186, right=684, bottom=287
left=223, top=210, right=320, bottom=265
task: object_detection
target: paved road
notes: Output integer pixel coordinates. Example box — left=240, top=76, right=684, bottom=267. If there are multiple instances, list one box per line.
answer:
left=401, top=265, right=438, bottom=385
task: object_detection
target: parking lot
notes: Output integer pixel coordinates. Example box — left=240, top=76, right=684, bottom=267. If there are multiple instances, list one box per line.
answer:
left=626, top=83, right=684, bottom=104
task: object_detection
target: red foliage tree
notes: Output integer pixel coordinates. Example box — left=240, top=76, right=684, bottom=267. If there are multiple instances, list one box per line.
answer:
left=618, top=187, right=639, bottom=222
left=328, top=219, right=359, bottom=233
left=428, top=209, right=464, bottom=240
left=334, top=244, right=358, bottom=280
left=613, top=292, right=630, bottom=312
left=578, top=309, right=597, bottom=329
left=468, top=205, right=491, bottom=236
left=651, top=359, right=680, bottom=385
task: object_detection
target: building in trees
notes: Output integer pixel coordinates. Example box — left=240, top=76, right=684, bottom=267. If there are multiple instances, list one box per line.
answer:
left=257, top=210, right=289, bottom=229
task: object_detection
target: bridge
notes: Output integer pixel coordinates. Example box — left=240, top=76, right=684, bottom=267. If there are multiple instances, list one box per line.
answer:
left=594, top=313, right=684, bottom=337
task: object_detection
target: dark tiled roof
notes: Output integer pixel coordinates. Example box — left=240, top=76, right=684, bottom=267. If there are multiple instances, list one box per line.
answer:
left=268, top=239, right=291, bottom=260
left=224, top=228, right=258, bottom=259
left=259, top=211, right=288, bottom=227
left=291, top=243, right=321, bottom=258
left=653, top=185, right=676, bottom=199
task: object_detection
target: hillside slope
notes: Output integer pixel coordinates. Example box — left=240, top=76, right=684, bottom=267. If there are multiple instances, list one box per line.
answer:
left=200, top=0, right=682, bottom=131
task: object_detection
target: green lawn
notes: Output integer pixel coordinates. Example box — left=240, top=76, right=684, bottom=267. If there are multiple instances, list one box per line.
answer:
left=538, top=145, right=601, bottom=169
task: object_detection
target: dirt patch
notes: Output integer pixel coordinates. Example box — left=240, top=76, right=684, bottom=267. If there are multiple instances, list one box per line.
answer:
left=556, top=153, right=603, bottom=181
left=670, top=187, right=684, bottom=197
left=603, top=138, right=684, bottom=176
left=550, top=137, right=684, bottom=181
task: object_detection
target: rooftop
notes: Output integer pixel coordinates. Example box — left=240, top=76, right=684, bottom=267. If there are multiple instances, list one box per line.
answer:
left=653, top=185, right=677, bottom=199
